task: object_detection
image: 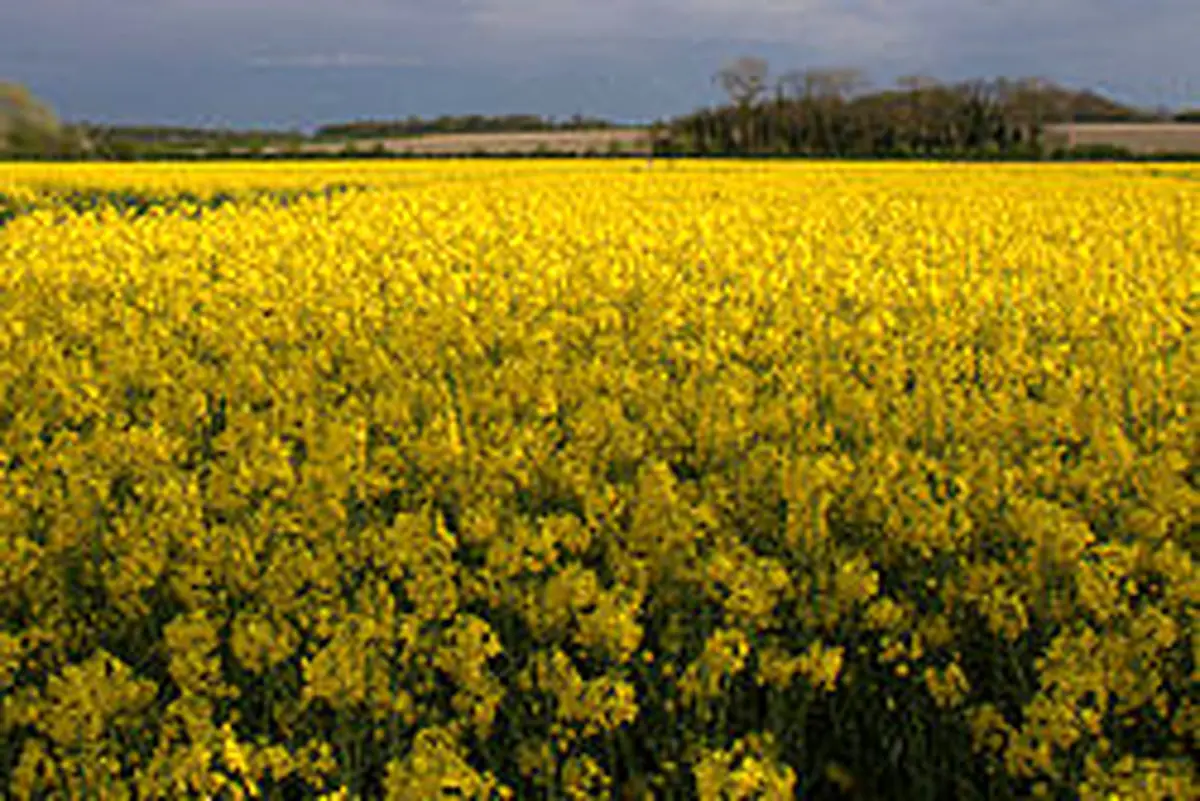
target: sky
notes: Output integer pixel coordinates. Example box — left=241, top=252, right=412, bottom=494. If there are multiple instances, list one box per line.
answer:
left=2, top=0, right=1197, bottom=129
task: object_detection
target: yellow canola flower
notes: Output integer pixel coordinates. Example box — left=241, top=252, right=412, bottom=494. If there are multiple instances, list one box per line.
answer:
left=0, top=159, right=1195, bottom=799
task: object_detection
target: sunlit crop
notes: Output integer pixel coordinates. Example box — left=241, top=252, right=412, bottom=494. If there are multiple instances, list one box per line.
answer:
left=1, top=160, right=1196, bottom=799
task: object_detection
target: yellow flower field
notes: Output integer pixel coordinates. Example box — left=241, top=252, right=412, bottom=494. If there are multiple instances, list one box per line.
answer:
left=0, top=160, right=1196, bottom=799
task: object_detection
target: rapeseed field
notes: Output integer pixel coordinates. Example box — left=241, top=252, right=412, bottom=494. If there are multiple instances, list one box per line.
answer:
left=0, top=161, right=1195, bottom=799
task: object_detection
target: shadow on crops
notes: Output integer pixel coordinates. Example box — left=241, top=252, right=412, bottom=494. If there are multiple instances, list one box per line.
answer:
left=0, top=184, right=367, bottom=229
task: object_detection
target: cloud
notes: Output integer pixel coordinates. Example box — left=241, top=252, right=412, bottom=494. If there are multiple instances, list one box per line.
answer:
left=247, top=53, right=425, bottom=69
left=7, top=0, right=1198, bottom=73
left=462, top=0, right=923, bottom=57
left=2, top=0, right=1196, bottom=125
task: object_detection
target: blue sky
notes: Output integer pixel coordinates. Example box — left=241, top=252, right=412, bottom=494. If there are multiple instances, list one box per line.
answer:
left=3, top=0, right=1197, bottom=129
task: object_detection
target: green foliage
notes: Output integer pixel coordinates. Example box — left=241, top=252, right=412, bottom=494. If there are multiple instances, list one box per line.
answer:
left=0, top=81, right=83, bottom=159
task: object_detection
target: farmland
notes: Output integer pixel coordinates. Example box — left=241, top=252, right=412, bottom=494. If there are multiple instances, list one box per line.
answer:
left=274, top=123, right=1200, bottom=157
left=1042, top=123, right=1200, bottom=155
left=291, top=129, right=652, bottom=156
left=0, top=161, right=1196, bottom=799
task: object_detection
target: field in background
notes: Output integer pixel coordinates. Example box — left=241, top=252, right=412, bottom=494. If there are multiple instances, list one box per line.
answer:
left=1, top=161, right=1196, bottom=800
left=293, top=128, right=652, bottom=155
left=263, top=123, right=1200, bottom=157
left=1043, top=122, right=1200, bottom=154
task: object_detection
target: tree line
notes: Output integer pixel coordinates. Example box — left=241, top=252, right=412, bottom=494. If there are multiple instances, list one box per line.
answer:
left=654, top=58, right=1199, bottom=158
left=314, top=113, right=622, bottom=140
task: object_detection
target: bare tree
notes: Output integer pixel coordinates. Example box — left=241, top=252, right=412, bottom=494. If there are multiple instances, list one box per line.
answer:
left=712, top=57, right=771, bottom=150
left=714, top=56, right=770, bottom=108
left=782, top=68, right=869, bottom=152
left=776, top=67, right=869, bottom=103
left=816, top=67, right=871, bottom=101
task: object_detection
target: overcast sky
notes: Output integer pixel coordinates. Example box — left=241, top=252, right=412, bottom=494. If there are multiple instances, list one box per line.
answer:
left=2, top=0, right=1197, bottom=129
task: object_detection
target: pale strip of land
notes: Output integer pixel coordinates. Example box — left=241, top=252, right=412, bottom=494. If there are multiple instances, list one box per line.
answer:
left=273, top=129, right=652, bottom=155
left=248, top=123, right=1200, bottom=157
left=1042, top=123, right=1200, bottom=154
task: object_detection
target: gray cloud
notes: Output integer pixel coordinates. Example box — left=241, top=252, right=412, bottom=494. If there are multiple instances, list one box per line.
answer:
left=247, top=53, right=426, bottom=70
left=1, top=0, right=1195, bottom=126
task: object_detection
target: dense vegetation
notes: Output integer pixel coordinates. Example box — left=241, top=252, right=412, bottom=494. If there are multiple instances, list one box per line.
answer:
left=0, top=161, right=1196, bottom=799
